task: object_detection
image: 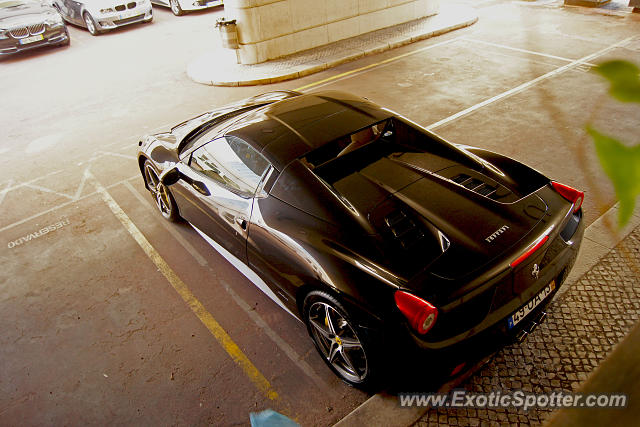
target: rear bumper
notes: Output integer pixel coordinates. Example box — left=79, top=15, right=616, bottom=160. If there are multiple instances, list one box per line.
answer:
left=399, top=208, right=584, bottom=353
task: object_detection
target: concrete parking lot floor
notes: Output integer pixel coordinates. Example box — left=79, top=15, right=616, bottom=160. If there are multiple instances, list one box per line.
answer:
left=1, top=1, right=639, bottom=425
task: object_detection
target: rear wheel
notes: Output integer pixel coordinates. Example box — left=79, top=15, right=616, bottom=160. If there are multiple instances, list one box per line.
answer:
left=303, top=291, right=377, bottom=388
left=83, top=12, right=100, bottom=36
left=143, top=161, right=179, bottom=222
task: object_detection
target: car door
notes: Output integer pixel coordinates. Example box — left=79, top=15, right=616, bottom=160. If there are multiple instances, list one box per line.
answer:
left=173, top=135, right=271, bottom=263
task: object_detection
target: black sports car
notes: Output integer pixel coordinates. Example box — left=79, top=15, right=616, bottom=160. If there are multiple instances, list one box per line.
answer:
left=0, top=0, right=69, bottom=56
left=137, top=91, right=585, bottom=387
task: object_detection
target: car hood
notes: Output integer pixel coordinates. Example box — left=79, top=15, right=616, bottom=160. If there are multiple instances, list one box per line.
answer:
left=0, top=2, right=53, bottom=22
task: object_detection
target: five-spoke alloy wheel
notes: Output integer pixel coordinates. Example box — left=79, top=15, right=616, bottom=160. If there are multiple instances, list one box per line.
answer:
left=304, top=291, right=372, bottom=387
left=144, top=160, right=179, bottom=222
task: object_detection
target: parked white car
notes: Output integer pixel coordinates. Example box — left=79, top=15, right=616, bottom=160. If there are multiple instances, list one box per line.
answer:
left=52, top=0, right=152, bottom=35
left=151, top=0, right=221, bottom=16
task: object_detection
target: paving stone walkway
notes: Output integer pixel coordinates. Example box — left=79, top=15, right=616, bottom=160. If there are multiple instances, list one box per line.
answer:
left=414, top=226, right=640, bottom=426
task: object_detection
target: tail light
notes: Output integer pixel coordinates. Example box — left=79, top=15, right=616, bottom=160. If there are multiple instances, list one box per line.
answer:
left=394, top=291, right=438, bottom=334
left=551, top=181, right=584, bottom=213
left=509, top=234, right=549, bottom=268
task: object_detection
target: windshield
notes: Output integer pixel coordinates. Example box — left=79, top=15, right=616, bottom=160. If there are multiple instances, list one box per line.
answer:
left=177, top=105, right=265, bottom=155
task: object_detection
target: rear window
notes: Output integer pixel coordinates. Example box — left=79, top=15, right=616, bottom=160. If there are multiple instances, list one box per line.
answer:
left=302, top=117, right=438, bottom=185
left=300, top=120, right=390, bottom=169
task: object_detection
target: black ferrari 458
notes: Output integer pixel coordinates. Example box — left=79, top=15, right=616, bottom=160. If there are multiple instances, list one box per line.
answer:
left=137, top=90, right=584, bottom=387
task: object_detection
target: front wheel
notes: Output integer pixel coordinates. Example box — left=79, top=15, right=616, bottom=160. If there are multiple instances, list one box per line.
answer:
left=170, top=0, right=184, bottom=16
left=83, top=12, right=100, bottom=36
left=303, top=291, right=377, bottom=388
left=143, top=160, right=180, bottom=222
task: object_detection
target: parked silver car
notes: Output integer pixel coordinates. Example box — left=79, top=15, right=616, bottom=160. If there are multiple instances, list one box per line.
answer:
left=151, top=0, right=220, bottom=16
left=52, top=0, right=152, bottom=35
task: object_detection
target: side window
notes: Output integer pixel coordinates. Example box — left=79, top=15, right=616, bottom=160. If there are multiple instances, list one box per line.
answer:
left=190, top=136, right=270, bottom=197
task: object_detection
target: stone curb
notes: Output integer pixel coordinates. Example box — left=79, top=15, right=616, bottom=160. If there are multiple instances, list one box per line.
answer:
left=187, top=5, right=478, bottom=87
left=333, top=202, right=640, bottom=427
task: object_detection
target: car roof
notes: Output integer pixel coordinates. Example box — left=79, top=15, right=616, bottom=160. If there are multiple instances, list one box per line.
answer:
left=225, top=91, right=393, bottom=170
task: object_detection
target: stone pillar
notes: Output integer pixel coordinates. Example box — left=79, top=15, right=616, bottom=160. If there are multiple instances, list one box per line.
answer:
left=224, top=0, right=440, bottom=65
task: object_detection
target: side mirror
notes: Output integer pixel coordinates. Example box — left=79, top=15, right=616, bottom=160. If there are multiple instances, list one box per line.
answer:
left=159, top=167, right=181, bottom=186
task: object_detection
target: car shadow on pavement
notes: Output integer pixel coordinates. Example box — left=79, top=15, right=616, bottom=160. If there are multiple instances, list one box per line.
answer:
left=381, top=332, right=511, bottom=394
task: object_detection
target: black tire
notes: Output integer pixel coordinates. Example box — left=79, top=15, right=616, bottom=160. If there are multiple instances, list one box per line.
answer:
left=143, top=160, right=180, bottom=222
left=303, top=290, right=379, bottom=389
left=83, top=12, right=100, bottom=36
left=170, top=0, right=184, bottom=16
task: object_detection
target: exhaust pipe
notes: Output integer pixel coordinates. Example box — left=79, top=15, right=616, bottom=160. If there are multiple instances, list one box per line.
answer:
left=534, top=311, right=547, bottom=324
left=514, top=311, right=547, bottom=344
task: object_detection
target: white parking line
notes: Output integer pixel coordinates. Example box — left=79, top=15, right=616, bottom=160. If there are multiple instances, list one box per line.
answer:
left=0, top=179, right=14, bottom=209
left=0, top=174, right=139, bottom=234
left=426, top=36, right=635, bottom=130
left=24, top=183, right=75, bottom=200
left=460, top=37, right=597, bottom=67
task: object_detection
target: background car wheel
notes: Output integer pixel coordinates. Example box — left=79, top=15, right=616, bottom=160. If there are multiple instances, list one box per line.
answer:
left=170, top=0, right=184, bottom=16
left=303, top=291, right=378, bottom=389
left=83, top=12, right=100, bottom=36
left=143, top=161, right=180, bottom=222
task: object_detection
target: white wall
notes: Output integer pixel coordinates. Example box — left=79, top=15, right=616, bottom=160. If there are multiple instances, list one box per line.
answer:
left=224, top=0, right=440, bottom=64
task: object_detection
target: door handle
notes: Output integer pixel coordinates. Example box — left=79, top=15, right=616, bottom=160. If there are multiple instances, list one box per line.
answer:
left=236, top=217, right=247, bottom=230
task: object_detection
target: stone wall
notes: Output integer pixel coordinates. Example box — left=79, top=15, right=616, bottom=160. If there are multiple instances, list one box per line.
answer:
left=224, top=0, right=440, bottom=64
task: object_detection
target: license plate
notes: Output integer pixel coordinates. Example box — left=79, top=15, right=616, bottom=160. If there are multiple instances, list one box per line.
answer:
left=507, top=280, right=555, bottom=329
left=19, top=34, right=44, bottom=45
left=118, top=10, right=134, bottom=19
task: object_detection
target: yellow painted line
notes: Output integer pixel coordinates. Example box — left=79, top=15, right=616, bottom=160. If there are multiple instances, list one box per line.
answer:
left=87, top=169, right=279, bottom=401
left=294, top=36, right=461, bottom=92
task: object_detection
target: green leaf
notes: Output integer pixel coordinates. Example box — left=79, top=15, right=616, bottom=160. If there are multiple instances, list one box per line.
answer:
left=592, top=60, right=640, bottom=103
left=587, top=126, right=640, bottom=227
